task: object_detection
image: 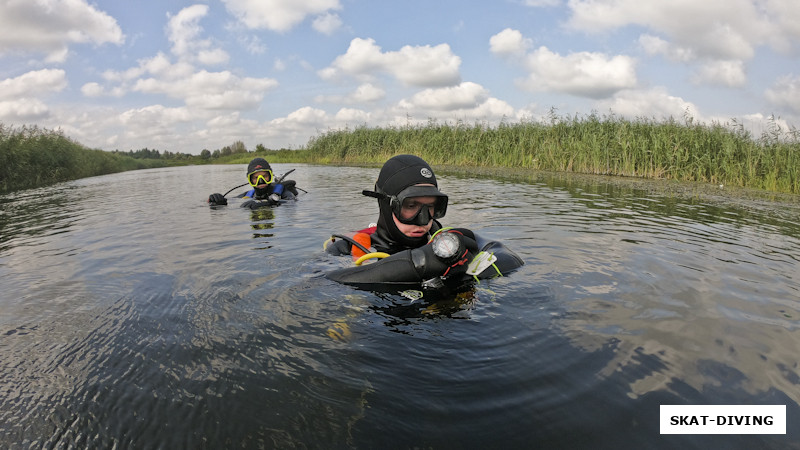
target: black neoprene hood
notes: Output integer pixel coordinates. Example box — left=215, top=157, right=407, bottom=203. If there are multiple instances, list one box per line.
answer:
left=375, top=154, right=439, bottom=195
left=369, top=154, right=447, bottom=252
left=247, top=158, right=271, bottom=176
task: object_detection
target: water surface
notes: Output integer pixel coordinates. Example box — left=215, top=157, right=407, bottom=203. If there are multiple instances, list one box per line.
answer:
left=1, top=164, right=798, bottom=449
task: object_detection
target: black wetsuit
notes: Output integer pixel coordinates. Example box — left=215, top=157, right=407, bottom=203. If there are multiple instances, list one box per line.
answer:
left=238, top=180, right=299, bottom=210
left=325, top=224, right=523, bottom=289
left=324, top=154, right=523, bottom=290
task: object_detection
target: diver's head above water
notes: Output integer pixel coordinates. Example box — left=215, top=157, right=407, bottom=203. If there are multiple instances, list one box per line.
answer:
left=246, top=157, right=273, bottom=195
left=362, top=154, right=449, bottom=249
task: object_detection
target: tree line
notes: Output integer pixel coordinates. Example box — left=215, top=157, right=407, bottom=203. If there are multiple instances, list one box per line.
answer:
left=0, top=124, right=289, bottom=193
left=111, top=140, right=271, bottom=161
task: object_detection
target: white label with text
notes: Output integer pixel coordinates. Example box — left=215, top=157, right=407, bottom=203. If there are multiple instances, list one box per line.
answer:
left=660, top=405, right=786, bottom=434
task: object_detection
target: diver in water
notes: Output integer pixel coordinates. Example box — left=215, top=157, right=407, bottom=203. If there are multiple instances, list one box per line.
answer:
left=325, top=154, right=523, bottom=291
left=208, top=157, right=300, bottom=210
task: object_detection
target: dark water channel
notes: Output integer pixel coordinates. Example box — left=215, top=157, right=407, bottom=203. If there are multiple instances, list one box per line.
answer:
left=1, top=164, right=799, bottom=449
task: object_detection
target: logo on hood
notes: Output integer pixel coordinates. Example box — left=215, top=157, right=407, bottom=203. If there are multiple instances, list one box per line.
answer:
left=420, top=168, right=433, bottom=178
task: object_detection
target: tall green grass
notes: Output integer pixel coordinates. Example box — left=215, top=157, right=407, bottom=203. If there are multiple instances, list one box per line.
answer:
left=0, top=124, right=168, bottom=193
left=4, top=113, right=798, bottom=195
left=304, top=113, right=800, bottom=195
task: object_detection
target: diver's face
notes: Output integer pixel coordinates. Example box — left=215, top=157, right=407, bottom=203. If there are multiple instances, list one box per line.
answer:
left=392, top=195, right=436, bottom=238
left=250, top=170, right=270, bottom=188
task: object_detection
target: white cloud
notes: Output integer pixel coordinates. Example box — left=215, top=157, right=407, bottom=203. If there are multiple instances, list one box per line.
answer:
left=197, top=48, right=231, bottom=66
left=119, top=105, right=193, bottom=128
left=81, top=82, right=104, bottom=98
left=315, top=83, right=386, bottom=104
left=566, top=0, right=787, bottom=62
left=167, top=5, right=229, bottom=65
left=0, top=68, right=66, bottom=121
left=692, top=60, right=746, bottom=87
left=399, top=82, right=490, bottom=111
left=335, top=108, right=370, bottom=123
left=475, top=97, right=517, bottom=119
left=638, top=34, right=694, bottom=62
left=596, top=87, right=698, bottom=121
left=0, top=98, right=51, bottom=121
left=0, top=0, right=123, bottom=62
left=320, top=38, right=462, bottom=87
left=100, top=53, right=178, bottom=83
left=206, top=112, right=240, bottom=128
left=312, top=13, right=343, bottom=35
left=349, top=83, right=385, bottom=103
left=133, top=70, right=278, bottom=110
left=391, top=82, right=515, bottom=125
left=765, top=75, right=800, bottom=115
left=0, top=69, right=67, bottom=100
left=519, top=46, right=637, bottom=98
left=490, top=28, right=533, bottom=56
left=766, top=0, right=800, bottom=51
left=105, top=105, right=198, bottom=149
left=237, top=34, right=268, bottom=55
left=255, top=106, right=331, bottom=146
left=285, top=106, right=328, bottom=125
left=167, top=5, right=208, bottom=57
left=80, top=82, right=126, bottom=98
left=386, top=96, right=516, bottom=127
left=319, top=38, right=384, bottom=77
left=222, top=0, right=341, bottom=32
left=87, top=18, right=277, bottom=110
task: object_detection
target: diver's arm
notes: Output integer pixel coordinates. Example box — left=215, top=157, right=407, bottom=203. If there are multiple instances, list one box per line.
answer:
left=472, top=235, right=525, bottom=278
left=326, top=246, right=449, bottom=285
left=325, top=238, right=353, bottom=256
left=241, top=198, right=279, bottom=209
left=326, top=230, right=476, bottom=285
left=326, top=229, right=523, bottom=286
left=280, top=180, right=299, bottom=197
left=326, top=250, right=418, bottom=284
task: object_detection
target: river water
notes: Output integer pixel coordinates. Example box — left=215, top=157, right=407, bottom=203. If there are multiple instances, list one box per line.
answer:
left=1, top=163, right=798, bottom=449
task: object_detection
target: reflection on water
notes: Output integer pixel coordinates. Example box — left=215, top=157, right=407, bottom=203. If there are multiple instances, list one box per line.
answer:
left=528, top=184, right=800, bottom=407
left=1, top=164, right=799, bottom=448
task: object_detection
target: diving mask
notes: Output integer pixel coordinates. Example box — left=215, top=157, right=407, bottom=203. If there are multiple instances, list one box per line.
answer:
left=248, top=169, right=274, bottom=187
left=364, top=185, right=448, bottom=226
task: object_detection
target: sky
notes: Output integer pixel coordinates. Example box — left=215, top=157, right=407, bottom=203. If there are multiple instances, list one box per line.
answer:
left=1, top=0, right=799, bottom=155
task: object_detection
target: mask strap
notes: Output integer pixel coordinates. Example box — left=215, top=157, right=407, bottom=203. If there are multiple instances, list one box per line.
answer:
left=362, top=190, right=386, bottom=199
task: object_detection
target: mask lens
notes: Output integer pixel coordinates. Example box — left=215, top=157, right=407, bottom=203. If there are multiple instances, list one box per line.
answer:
left=248, top=170, right=273, bottom=187
left=394, top=195, right=447, bottom=225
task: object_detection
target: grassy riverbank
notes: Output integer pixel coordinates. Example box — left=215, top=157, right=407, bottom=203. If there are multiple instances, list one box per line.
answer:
left=3, top=114, right=799, bottom=196
left=302, top=114, right=800, bottom=195
left=0, top=125, right=170, bottom=193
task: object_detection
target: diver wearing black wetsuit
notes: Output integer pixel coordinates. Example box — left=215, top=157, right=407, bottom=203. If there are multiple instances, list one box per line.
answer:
left=208, top=158, right=299, bottom=210
left=325, top=154, right=523, bottom=290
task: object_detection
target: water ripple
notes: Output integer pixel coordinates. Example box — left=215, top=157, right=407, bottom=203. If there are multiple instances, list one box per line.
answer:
left=2, top=165, right=799, bottom=448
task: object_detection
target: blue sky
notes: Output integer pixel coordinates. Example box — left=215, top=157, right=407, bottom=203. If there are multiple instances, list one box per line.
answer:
left=1, top=0, right=798, bottom=154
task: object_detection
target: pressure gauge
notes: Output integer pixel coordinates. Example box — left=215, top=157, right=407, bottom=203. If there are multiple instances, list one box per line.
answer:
left=431, top=232, right=462, bottom=262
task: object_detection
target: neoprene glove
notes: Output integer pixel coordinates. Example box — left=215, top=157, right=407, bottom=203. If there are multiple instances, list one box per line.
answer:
left=241, top=198, right=279, bottom=209
left=208, top=193, right=227, bottom=205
